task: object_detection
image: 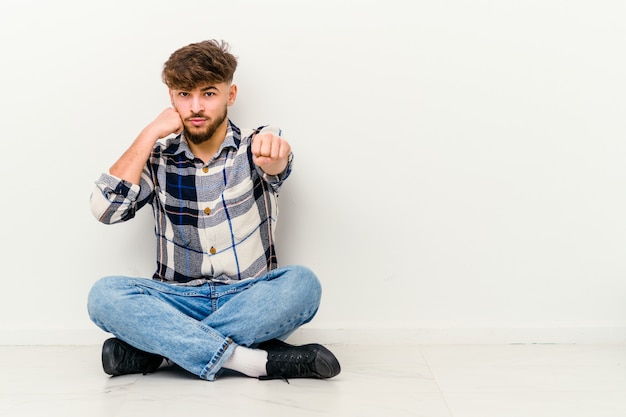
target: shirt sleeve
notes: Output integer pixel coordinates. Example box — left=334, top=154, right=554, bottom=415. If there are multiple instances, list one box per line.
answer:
left=89, top=172, right=146, bottom=224
left=255, top=151, right=293, bottom=192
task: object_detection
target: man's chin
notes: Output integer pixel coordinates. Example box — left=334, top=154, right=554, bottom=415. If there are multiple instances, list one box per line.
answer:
left=183, top=127, right=212, bottom=145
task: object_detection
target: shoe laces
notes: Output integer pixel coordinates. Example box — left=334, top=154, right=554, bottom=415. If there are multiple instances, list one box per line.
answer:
left=120, top=347, right=160, bottom=374
left=265, top=349, right=316, bottom=379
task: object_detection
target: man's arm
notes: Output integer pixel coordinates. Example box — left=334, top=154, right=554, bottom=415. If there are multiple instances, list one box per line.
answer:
left=110, top=108, right=183, bottom=185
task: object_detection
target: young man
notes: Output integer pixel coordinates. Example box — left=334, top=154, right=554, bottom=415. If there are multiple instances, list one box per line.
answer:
left=87, top=40, right=340, bottom=381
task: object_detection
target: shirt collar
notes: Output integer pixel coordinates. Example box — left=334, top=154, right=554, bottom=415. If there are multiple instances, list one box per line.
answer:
left=170, top=119, right=241, bottom=159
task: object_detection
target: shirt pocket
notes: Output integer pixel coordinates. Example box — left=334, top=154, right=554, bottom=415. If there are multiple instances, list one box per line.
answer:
left=155, top=189, right=200, bottom=248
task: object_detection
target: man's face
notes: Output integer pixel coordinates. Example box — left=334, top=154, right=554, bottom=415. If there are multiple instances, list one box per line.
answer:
left=169, top=82, right=237, bottom=145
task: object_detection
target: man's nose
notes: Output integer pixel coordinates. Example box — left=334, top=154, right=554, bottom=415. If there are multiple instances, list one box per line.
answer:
left=190, top=96, right=204, bottom=113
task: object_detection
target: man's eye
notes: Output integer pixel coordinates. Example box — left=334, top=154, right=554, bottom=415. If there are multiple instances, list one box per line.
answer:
left=179, top=92, right=189, bottom=97
left=205, top=92, right=215, bottom=97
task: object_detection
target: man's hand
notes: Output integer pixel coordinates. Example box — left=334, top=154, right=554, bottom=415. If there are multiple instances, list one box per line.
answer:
left=146, top=107, right=184, bottom=140
left=109, top=108, right=183, bottom=184
left=251, top=132, right=291, bottom=175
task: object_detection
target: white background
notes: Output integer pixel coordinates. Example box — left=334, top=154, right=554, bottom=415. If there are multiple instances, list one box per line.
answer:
left=1, top=0, right=625, bottom=344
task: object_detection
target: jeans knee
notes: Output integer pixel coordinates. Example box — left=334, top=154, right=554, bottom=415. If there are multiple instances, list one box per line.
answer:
left=283, top=265, right=322, bottom=310
left=87, top=276, right=124, bottom=323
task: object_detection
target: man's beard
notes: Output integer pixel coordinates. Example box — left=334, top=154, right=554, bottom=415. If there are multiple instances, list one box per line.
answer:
left=183, top=106, right=228, bottom=145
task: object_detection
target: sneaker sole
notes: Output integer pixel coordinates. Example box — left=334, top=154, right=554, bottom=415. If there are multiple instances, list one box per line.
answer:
left=310, top=344, right=341, bottom=378
left=101, top=338, right=123, bottom=376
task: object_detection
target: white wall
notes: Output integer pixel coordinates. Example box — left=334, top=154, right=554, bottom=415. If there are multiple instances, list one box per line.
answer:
left=1, top=0, right=625, bottom=345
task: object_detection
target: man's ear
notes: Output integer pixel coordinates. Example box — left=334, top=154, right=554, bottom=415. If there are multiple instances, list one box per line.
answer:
left=228, top=84, right=238, bottom=106
left=169, top=89, right=175, bottom=107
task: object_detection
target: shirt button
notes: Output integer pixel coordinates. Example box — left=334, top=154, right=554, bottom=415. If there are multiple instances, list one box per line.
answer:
left=210, top=247, right=217, bottom=255
left=204, top=207, right=211, bottom=215
left=202, top=167, right=209, bottom=173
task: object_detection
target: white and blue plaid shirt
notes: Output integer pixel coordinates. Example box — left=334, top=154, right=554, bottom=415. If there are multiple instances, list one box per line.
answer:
left=90, top=121, right=292, bottom=285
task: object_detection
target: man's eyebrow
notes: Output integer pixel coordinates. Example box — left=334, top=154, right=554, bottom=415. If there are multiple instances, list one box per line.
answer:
left=200, top=86, right=219, bottom=92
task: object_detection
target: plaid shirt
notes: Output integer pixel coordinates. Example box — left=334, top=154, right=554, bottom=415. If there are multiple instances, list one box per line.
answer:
left=90, top=121, right=292, bottom=285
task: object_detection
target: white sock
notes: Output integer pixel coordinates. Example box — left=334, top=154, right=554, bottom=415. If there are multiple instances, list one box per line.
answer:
left=159, top=358, right=174, bottom=369
left=223, top=346, right=268, bottom=378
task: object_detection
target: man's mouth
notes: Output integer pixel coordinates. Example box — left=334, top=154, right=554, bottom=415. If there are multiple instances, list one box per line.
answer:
left=188, top=118, right=207, bottom=127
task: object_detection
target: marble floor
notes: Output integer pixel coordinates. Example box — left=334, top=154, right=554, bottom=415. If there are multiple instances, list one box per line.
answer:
left=0, top=343, right=625, bottom=417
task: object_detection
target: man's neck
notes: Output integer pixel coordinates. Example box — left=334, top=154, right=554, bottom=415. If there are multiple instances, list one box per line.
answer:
left=187, top=121, right=228, bottom=163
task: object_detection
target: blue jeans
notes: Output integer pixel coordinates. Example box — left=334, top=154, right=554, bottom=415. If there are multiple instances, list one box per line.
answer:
left=87, top=265, right=321, bottom=381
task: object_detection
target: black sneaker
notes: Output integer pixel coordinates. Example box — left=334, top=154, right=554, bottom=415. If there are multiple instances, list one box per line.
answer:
left=101, top=338, right=163, bottom=376
left=258, top=339, right=341, bottom=380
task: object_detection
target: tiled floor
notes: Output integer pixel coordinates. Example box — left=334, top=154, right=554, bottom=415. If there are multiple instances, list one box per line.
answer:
left=0, top=343, right=625, bottom=417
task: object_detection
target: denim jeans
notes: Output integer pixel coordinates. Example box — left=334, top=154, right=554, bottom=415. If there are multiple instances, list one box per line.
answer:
left=87, top=265, right=321, bottom=381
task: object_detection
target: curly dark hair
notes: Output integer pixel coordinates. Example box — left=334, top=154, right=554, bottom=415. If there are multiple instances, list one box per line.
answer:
left=162, top=40, right=238, bottom=90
